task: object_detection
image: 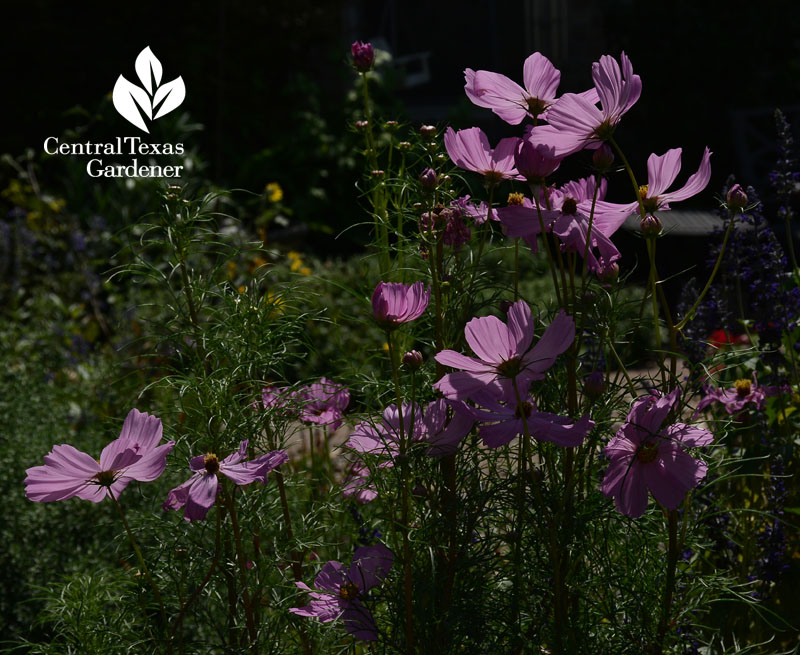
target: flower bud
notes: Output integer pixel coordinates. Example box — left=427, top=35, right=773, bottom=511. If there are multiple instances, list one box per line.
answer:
left=597, top=261, right=620, bottom=283
left=354, top=120, right=369, bottom=131
left=640, top=214, right=662, bottom=238
left=726, top=184, right=748, bottom=212
left=351, top=41, right=374, bottom=72
left=419, top=125, right=437, bottom=138
left=584, top=371, right=606, bottom=398
left=370, top=169, right=385, bottom=178
left=402, top=350, right=423, bottom=370
left=592, top=144, right=615, bottom=173
left=419, top=168, right=438, bottom=191
left=514, top=139, right=561, bottom=184
left=384, top=120, right=399, bottom=132
left=398, top=141, right=412, bottom=151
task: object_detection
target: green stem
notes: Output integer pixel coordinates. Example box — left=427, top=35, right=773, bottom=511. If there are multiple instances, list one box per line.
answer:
left=655, top=510, right=679, bottom=652
left=533, top=191, right=563, bottom=309
left=109, top=490, right=169, bottom=651
left=386, top=333, right=415, bottom=654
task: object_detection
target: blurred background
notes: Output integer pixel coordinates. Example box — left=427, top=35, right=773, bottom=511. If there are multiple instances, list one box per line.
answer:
left=4, top=0, right=800, bottom=251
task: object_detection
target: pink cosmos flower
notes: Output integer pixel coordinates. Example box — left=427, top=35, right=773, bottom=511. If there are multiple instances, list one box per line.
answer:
left=297, top=378, right=350, bottom=431
left=464, top=52, right=599, bottom=125
left=529, top=52, right=641, bottom=156
left=371, top=281, right=430, bottom=328
left=163, top=440, right=288, bottom=521
left=498, top=177, right=623, bottom=269
left=290, top=544, right=394, bottom=640
left=601, top=388, right=713, bottom=518
left=341, top=460, right=378, bottom=504
left=451, top=195, right=498, bottom=224
left=346, top=400, right=473, bottom=462
left=434, top=302, right=574, bottom=402
left=591, top=147, right=713, bottom=236
left=444, top=127, right=523, bottom=185
left=696, top=373, right=782, bottom=415
left=25, top=409, right=174, bottom=503
left=469, top=388, right=594, bottom=449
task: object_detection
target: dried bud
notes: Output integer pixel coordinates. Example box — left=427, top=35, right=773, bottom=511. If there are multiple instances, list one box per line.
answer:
left=584, top=371, right=606, bottom=398
left=351, top=41, right=375, bottom=72
left=419, top=125, right=437, bottom=138
left=354, top=120, right=369, bottom=131
left=419, top=168, right=438, bottom=191
left=640, top=214, right=662, bottom=238
left=726, top=184, right=748, bottom=212
left=402, top=350, right=423, bottom=370
left=592, top=144, right=615, bottom=173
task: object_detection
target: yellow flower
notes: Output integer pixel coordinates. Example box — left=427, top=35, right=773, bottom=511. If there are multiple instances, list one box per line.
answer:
left=265, top=182, right=283, bottom=203
left=299, top=266, right=312, bottom=276
left=227, top=260, right=238, bottom=279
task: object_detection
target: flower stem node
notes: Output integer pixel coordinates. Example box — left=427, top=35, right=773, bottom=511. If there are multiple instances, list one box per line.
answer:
left=640, top=214, right=663, bottom=238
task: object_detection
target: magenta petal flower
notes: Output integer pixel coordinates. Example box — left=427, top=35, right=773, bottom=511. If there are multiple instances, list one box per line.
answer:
left=372, top=281, right=430, bottom=328
left=163, top=440, right=288, bottom=521
left=469, top=389, right=593, bottom=449
left=434, top=301, right=575, bottom=401
left=290, top=544, right=394, bottom=640
left=25, top=408, right=175, bottom=503
left=601, top=389, right=713, bottom=518
left=444, top=127, right=523, bottom=184
left=592, top=147, right=713, bottom=236
left=696, top=373, right=782, bottom=415
left=346, top=402, right=425, bottom=464
left=464, top=52, right=562, bottom=124
left=351, top=41, right=374, bottom=72
left=342, top=460, right=378, bottom=504
left=297, top=378, right=350, bottom=431
left=531, top=52, right=641, bottom=156
left=514, top=138, right=562, bottom=183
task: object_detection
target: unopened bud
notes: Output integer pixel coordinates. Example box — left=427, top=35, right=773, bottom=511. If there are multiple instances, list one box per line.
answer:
left=597, top=261, right=620, bottom=283
left=370, top=169, right=385, bottom=178
left=419, top=168, right=438, bottom=190
left=398, top=141, right=412, bottom=151
left=584, top=371, right=606, bottom=398
left=592, top=144, right=615, bottom=173
left=355, top=120, right=369, bottom=131
left=726, top=184, right=748, bottom=212
left=419, top=125, right=437, bottom=138
left=640, top=214, right=662, bottom=238
left=351, top=41, right=375, bottom=72
left=402, top=350, right=423, bottom=370
left=384, top=120, right=399, bottom=132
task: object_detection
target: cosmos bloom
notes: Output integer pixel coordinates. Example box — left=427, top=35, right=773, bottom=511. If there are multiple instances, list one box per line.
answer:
left=371, top=281, right=430, bottom=328
left=434, top=301, right=574, bottom=401
left=601, top=388, right=713, bottom=518
left=444, top=127, right=523, bottom=185
left=297, top=378, right=350, bottom=431
left=25, top=409, right=174, bottom=503
left=290, top=544, right=394, bottom=640
left=163, top=440, right=288, bottom=521
left=498, top=177, right=624, bottom=268
left=451, top=195, right=498, bottom=224
left=464, top=52, right=599, bottom=125
left=591, top=147, right=713, bottom=236
left=346, top=399, right=472, bottom=461
left=341, top=460, right=378, bottom=504
left=529, top=52, right=641, bottom=156
left=469, top=388, right=594, bottom=449
left=696, top=373, right=782, bottom=415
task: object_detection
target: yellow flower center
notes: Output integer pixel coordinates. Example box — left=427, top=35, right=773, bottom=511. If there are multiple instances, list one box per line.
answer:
left=204, top=453, right=220, bottom=475
left=637, top=441, right=659, bottom=464
left=507, top=192, right=525, bottom=206
left=734, top=379, right=752, bottom=397
left=339, top=581, right=360, bottom=601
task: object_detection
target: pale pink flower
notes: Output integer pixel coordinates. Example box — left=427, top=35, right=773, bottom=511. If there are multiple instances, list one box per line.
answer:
left=371, top=281, right=430, bottom=328
left=601, top=389, right=712, bottom=518
left=25, top=409, right=174, bottom=503
left=444, top=127, right=522, bottom=185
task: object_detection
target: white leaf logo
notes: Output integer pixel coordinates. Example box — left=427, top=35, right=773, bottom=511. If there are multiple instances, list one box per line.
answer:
left=112, top=46, right=186, bottom=133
